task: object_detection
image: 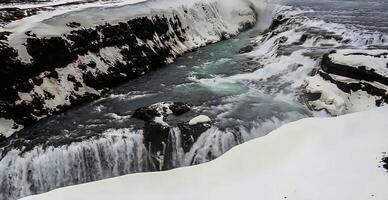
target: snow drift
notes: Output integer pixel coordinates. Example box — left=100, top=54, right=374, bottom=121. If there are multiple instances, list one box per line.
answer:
left=20, top=106, right=388, bottom=200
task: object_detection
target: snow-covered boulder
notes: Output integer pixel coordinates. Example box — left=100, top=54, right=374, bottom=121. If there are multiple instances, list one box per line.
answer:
left=305, top=49, right=388, bottom=115
left=189, top=115, right=211, bottom=125
left=20, top=106, right=388, bottom=200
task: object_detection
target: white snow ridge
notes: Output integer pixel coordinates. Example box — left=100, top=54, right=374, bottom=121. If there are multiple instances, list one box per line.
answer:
left=21, top=106, right=388, bottom=200
left=188, top=115, right=211, bottom=125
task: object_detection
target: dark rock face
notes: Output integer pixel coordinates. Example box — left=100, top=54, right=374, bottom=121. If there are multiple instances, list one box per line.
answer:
left=267, top=14, right=288, bottom=33
left=133, top=107, right=162, bottom=122
left=321, top=52, right=388, bottom=86
left=66, top=22, right=81, bottom=28
left=178, top=122, right=211, bottom=152
left=169, top=102, right=192, bottom=116
left=318, top=71, right=388, bottom=105
left=260, top=14, right=292, bottom=41
left=382, top=156, right=388, bottom=171
left=239, top=45, right=254, bottom=54
left=304, top=49, right=388, bottom=114
left=318, top=50, right=388, bottom=103
left=0, top=5, right=256, bottom=135
left=0, top=14, right=187, bottom=128
left=131, top=102, right=212, bottom=170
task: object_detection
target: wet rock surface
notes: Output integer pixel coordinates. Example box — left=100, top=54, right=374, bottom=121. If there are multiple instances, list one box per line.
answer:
left=239, top=45, right=254, bottom=54
left=132, top=102, right=212, bottom=170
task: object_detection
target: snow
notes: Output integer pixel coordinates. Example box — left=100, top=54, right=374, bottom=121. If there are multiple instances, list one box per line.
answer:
left=305, top=75, right=380, bottom=115
left=154, top=116, right=169, bottom=127
left=0, top=118, right=22, bottom=138
left=188, top=115, right=211, bottom=125
left=20, top=106, right=388, bottom=200
left=329, top=49, right=388, bottom=76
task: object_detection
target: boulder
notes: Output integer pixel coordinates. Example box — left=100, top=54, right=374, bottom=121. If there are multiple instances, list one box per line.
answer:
left=239, top=45, right=254, bottom=54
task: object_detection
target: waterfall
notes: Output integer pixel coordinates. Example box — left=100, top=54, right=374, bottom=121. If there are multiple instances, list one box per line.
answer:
left=0, top=112, right=305, bottom=200
left=0, top=129, right=153, bottom=200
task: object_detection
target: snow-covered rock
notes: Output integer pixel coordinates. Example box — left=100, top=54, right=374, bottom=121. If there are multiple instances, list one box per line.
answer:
left=0, top=118, right=22, bottom=140
left=327, top=49, right=388, bottom=78
left=304, top=49, right=388, bottom=115
left=189, top=115, right=211, bottom=125
left=131, top=102, right=212, bottom=170
left=20, top=106, right=388, bottom=200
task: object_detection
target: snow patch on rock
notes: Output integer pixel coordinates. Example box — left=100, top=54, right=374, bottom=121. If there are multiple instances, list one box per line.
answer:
left=189, top=115, right=211, bottom=125
left=305, top=75, right=380, bottom=115
left=329, top=49, right=388, bottom=77
left=0, top=118, right=22, bottom=138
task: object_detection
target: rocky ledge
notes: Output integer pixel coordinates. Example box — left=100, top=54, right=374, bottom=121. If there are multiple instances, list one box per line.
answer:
left=304, top=49, right=388, bottom=115
left=132, top=102, right=212, bottom=170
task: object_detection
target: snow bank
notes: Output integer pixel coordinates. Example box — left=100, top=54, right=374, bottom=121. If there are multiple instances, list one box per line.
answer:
left=20, top=106, right=388, bottom=200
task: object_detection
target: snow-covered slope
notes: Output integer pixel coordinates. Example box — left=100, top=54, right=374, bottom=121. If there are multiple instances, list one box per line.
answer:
left=20, top=106, right=388, bottom=200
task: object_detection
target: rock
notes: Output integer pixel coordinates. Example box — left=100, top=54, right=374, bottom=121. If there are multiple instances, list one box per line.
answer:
left=66, top=22, right=81, bottom=28
left=304, top=49, right=388, bottom=115
left=382, top=157, right=388, bottom=171
left=321, top=50, right=388, bottom=85
left=267, top=14, right=289, bottom=32
left=132, top=102, right=211, bottom=170
left=132, top=107, right=161, bottom=122
left=239, top=45, right=254, bottom=54
left=25, top=31, right=36, bottom=37
left=143, top=122, right=170, bottom=154
left=169, top=102, right=191, bottom=115
left=0, top=31, right=11, bottom=41
left=132, top=102, right=191, bottom=122
left=178, top=122, right=211, bottom=152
